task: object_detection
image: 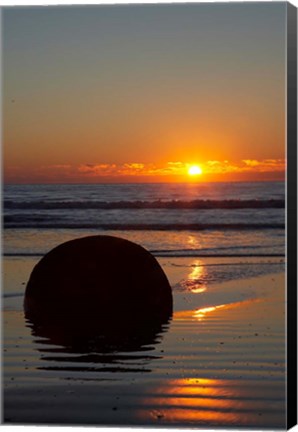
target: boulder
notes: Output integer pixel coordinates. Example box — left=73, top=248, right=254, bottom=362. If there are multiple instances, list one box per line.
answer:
left=24, top=235, right=173, bottom=332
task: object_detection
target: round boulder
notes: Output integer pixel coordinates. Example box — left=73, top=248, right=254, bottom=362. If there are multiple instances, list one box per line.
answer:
left=24, top=235, right=173, bottom=331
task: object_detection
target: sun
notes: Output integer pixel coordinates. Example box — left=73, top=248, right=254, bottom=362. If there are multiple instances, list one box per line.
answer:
left=188, top=165, right=203, bottom=176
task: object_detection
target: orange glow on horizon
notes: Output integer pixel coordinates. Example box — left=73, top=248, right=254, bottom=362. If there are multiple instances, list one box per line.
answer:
left=4, top=158, right=286, bottom=184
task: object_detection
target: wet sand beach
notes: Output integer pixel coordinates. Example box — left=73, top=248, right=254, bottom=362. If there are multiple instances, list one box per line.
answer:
left=3, top=256, right=286, bottom=428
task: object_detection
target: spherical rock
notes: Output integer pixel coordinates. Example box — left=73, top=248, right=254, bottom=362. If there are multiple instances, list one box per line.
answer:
left=24, top=235, right=173, bottom=330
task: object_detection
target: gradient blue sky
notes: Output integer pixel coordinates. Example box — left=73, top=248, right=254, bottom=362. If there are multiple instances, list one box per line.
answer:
left=3, top=2, right=286, bottom=182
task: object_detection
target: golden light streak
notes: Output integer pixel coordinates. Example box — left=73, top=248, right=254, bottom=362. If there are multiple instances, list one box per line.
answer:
left=138, top=378, right=242, bottom=425
left=194, top=305, right=226, bottom=320
left=189, top=260, right=207, bottom=293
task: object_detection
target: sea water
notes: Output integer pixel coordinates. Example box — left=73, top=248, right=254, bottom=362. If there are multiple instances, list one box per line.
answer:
left=3, top=181, right=285, bottom=258
left=3, top=181, right=285, bottom=297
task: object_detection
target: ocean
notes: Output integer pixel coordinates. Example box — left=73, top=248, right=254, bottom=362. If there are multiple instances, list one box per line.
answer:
left=3, top=181, right=286, bottom=428
left=3, top=181, right=285, bottom=257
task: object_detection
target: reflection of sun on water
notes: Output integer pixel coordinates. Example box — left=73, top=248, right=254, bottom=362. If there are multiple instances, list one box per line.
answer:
left=194, top=304, right=226, bottom=320
left=187, top=234, right=198, bottom=247
left=193, top=300, right=259, bottom=321
left=140, top=377, right=241, bottom=425
left=187, top=260, right=207, bottom=293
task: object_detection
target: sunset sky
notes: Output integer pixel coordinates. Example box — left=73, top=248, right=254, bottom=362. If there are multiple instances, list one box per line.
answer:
left=3, top=2, right=286, bottom=183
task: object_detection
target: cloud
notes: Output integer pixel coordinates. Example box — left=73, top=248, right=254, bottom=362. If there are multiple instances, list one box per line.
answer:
left=167, top=162, right=184, bottom=166
left=242, top=159, right=261, bottom=167
left=6, top=158, right=284, bottom=183
left=77, top=162, right=187, bottom=177
left=203, top=159, right=285, bottom=174
left=78, top=164, right=117, bottom=174
left=241, top=159, right=285, bottom=171
left=120, top=163, right=145, bottom=173
left=206, top=160, right=220, bottom=166
left=76, top=159, right=285, bottom=178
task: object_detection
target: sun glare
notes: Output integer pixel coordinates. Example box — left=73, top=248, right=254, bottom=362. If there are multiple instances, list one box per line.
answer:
left=188, top=165, right=203, bottom=176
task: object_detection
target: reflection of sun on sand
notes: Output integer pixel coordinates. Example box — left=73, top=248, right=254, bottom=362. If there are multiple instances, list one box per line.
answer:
left=146, top=377, right=242, bottom=424
left=136, top=270, right=285, bottom=428
left=180, top=259, right=207, bottom=293
left=174, top=299, right=261, bottom=321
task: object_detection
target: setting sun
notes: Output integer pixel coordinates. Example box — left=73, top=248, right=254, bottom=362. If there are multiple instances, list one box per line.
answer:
left=188, top=165, right=203, bottom=176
